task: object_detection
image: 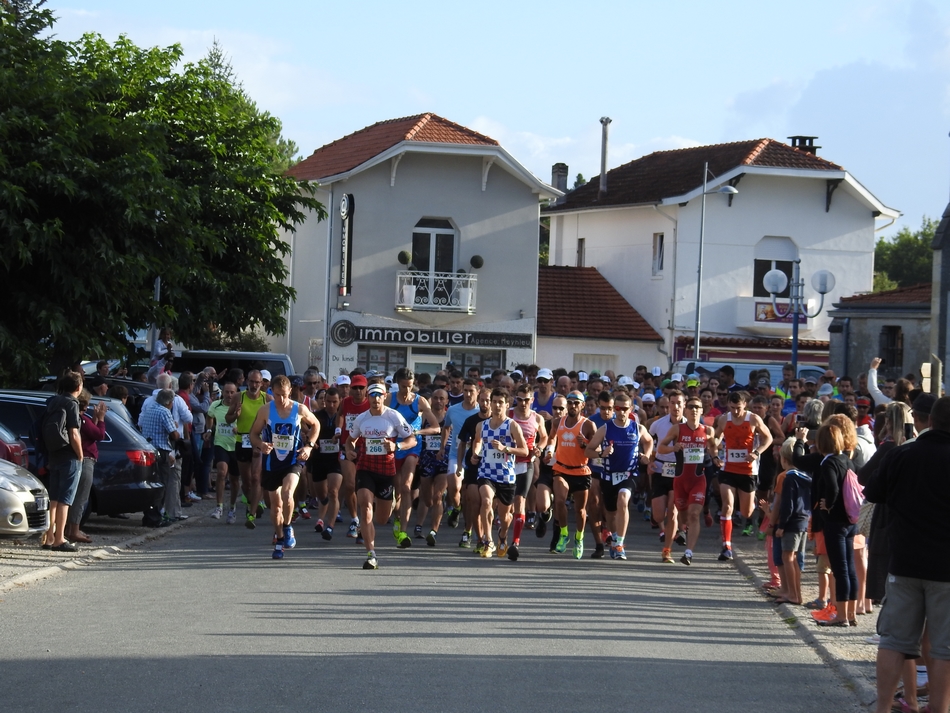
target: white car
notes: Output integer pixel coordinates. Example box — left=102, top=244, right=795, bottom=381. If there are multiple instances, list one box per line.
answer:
left=0, top=459, right=49, bottom=539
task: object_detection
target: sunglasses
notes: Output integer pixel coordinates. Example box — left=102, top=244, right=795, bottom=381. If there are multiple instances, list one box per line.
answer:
left=552, top=406, right=565, bottom=412
left=613, top=406, right=630, bottom=412
left=536, top=378, right=550, bottom=383
left=350, top=385, right=366, bottom=390
left=686, top=404, right=703, bottom=410
left=514, top=397, right=531, bottom=403
left=305, top=381, right=318, bottom=386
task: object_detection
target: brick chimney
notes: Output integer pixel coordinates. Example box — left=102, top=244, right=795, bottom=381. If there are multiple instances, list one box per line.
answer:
left=551, top=163, right=568, bottom=192
left=788, top=136, right=821, bottom=155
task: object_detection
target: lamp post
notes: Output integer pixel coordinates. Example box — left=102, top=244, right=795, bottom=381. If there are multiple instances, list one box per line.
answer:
left=763, top=260, right=836, bottom=374
left=693, top=162, right=739, bottom=360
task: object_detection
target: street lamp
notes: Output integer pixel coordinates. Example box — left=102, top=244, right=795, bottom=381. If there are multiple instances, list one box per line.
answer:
left=693, top=162, right=739, bottom=360
left=763, top=260, right=836, bottom=374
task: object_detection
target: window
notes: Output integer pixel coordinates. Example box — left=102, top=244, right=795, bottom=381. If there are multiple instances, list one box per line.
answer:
left=753, top=259, right=792, bottom=298
left=358, top=346, right=407, bottom=374
left=573, top=354, right=618, bottom=375
left=879, top=326, right=903, bottom=376
left=412, top=218, right=455, bottom=274
left=451, top=350, right=503, bottom=372
left=652, top=233, right=664, bottom=275
left=576, top=238, right=586, bottom=268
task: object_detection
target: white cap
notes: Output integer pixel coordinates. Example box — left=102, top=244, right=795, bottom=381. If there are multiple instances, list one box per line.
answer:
left=317, top=372, right=326, bottom=380
left=642, top=393, right=656, bottom=403
left=336, top=374, right=351, bottom=385
left=577, top=371, right=589, bottom=382
left=511, top=369, right=523, bottom=378
left=385, top=374, right=393, bottom=383
left=818, top=383, right=834, bottom=396
left=618, top=375, right=634, bottom=387
left=652, top=367, right=663, bottom=377
left=631, top=381, right=640, bottom=390
left=537, top=368, right=554, bottom=380
left=390, top=382, right=399, bottom=393
left=670, top=373, right=683, bottom=382
left=601, top=375, right=612, bottom=385
left=260, top=370, right=272, bottom=381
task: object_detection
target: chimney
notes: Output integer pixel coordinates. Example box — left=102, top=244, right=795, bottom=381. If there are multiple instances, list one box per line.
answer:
left=551, top=163, right=568, bottom=192
left=599, top=117, right=612, bottom=199
left=787, top=135, right=820, bottom=155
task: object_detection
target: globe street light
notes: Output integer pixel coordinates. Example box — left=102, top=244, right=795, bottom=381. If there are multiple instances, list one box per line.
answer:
left=763, top=260, right=836, bottom=374
left=693, top=162, right=739, bottom=360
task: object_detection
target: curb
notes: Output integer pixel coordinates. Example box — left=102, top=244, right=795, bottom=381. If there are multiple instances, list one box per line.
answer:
left=732, top=549, right=877, bottom=708
left=0, top=514, right=203, bottom=595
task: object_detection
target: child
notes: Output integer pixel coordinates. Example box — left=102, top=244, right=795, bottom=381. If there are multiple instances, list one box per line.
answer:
left=774, top=438, right=812, bottom=605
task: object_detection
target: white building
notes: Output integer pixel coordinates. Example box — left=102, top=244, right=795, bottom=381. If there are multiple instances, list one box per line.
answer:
left=279, top=113, right=560, bottom=377
left=542, top=137, right=899, bottom=366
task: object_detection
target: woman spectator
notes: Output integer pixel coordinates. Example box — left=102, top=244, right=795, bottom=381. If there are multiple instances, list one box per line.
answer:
left=65, top=389, right=106, bottom=544
left=699, top=387, right=720, bottom=426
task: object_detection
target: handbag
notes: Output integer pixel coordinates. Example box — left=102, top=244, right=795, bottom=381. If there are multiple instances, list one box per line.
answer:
left=857, top=500, right=875, bottom=537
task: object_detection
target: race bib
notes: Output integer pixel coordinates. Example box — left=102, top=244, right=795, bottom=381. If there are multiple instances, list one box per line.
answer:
left=609, top=471, right=630, bottom=485
left=684, top=447, right=704, bottom=464
left=425, top=435, right=441, bottom=451
left=216, top=423, right=234, bottom=439
left=484, top=448, right=507, bottom=464
left=365, top=438, right=386, bottom=456
left=241, top=434, right=252, bottom=448
left=662, top=461, right=677, bottom=478
left=727, top=449, right=748, bottom=463
left=272, top=433, right=294, bottom=452
left=319, top=439, right=339, bottom=454
left=345, top=414, right=357, bottom=433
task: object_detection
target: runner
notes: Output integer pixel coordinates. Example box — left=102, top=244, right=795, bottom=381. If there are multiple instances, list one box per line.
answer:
left=586, top=390, right=614, bottom=558
left=546, top=390, right=597, bottom=559
left=416, top=388, right=449, bottom=546
left=471, top=388, right=529, bottom=558
left=712, top=391, right=773, bottom=561
left=649, top=390, right=686, bottom=562
left=337, top=374, right=371, bottom=541
left=534, top=395, right=565, bottom=544
left=249, top=375, right=320, bottom=559
left=206, top=381, right=240, bottom=522
left=346, top=383, right=415, bottom=569
left=656, top=395, right=714, bottom=565
left=310, top=387, right=343, bottom=539
left=226, top=369, right=271, bottom=529
left=446, top=370, right=465, bottom=406
left=456, top=388, right=492, bottom=549
left=531, top=368, right=556, bottom=421
left=584, top=392, right=653, bottom=560
left=440, top=378, right=480, bottom=532
left=507, top=384, right=547, bottom=560
left=389, top=367, right=441, bottom=549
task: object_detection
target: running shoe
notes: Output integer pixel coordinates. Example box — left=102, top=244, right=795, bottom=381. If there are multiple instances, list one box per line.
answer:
left=175, top=515, right=188, bottom=521
left=245, top=513, right=256, bottom=530
left=525, top=512, right=536, bottom=530
left=757, top=529, right=766, bottom=541
left=397, top=532, right=412, bottom=549
left=336, top=512, right=343, bottom=523
left=321, top=527, right=333, bottom=541
left=291, top=511, right=300, bottom=524
left=283, top=526, right=296, bottom=549
left=507, top=543, right=519, bottom=561
left=642, top=507, right=652, bottom=521
left=681, top=552, right=692, bottom=566
left=481, top=541, right=496, bottom=558
left=812, top=604, right=837, bottom=622
left=210, top=505, right=223, bottom=520
left=636, top=498, right=646, bottom=513
left=473, top=540, right=484, bottom=555
left=674, top=530, right=687, bottom=547
left=742, top=523, right=754, bottom=537
left=590, top=545, right=605, bottom=559
left=314, top=518, right=325, bottom=533
left=187, top=491, right=202, bottom=502
left=572, top=538, right=584, bottom=560
left=459, top=532, right=471, bottom=548
left=226, top=509, right=236, bottom=525
left=615, top=545, right=627, bottom=561
left=414, top=525, right=424, bottom=539
left=347, top=522, right=359, bottom=538
left=662, top=548, right=674, bottom=564
left=704, top=512, right=713, bottom=527
left=256, top=501, right=265, bottom=518
left=536, top=516, right=548, bottom=538
left=609, top=544, right=619, bottom=560
left=446, top=507, right=461, bottom=529
left=717, top=547, right=732, bottom=561
left=272, top=541, right=284, bottom=559
left=540, top=507, right=553, bottom=523
left=426, top=530, right=437, bottom=547
left=363, top=553, right=378, bottom=570
left=555, top=532, right=569, bottom=553
left=298, top=505, right=311, bottom=520
left=497, top=541, right=508, bottom=558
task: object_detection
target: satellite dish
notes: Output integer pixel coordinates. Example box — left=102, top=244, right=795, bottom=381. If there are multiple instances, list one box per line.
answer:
left=763, top=269, right=789, bottom=295
left=811, top=270, right=836, bottom=295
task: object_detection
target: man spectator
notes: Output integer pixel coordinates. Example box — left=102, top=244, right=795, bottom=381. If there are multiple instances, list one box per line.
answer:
left=718, top=365, right=741, bottom=392
left=139, top=389, right=182, bottom=526
left=802, top=375, right=818, bottom=398
left=866, top=396, right=950, bottom=713
left=86, top=374, right=109, bottom=397
left=836, top=375, right=855, bottom=402
left=43, top=372, right=84, bottom=551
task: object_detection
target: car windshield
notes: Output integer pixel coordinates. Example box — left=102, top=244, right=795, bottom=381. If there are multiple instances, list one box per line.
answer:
left=0, top=421, right=18, bottom=443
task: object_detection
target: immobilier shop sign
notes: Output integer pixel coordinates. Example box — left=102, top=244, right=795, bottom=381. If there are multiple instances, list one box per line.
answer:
left=330, top=319, right=531, bottom=349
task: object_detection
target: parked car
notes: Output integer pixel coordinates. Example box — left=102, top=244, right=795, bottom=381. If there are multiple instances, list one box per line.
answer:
left=37, top=376, right=153, bottom=422
left=0, top=391, right=163, bottom=521
left=0, top=420, right=29, bottom=469
left=171, top=350, right=295, bottom=379
left=670, top=360, right=825, bottom=388
left=0, top=458, right=49, bottom=538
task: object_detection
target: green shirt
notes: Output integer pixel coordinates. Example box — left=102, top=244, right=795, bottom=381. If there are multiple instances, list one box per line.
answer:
left=208, top=399, right=235, bottom=451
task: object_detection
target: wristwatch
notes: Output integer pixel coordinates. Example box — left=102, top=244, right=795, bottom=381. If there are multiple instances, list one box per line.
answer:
left=306, top=441, right=315, bottom=448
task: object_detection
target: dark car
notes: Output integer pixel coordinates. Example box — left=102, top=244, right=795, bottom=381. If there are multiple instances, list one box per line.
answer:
left=0, top=420, right=29, bottom=469
left=0, top=391, right=163, bottom=520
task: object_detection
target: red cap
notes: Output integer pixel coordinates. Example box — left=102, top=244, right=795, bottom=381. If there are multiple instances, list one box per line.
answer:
left=349, top=374, right=368, bottom=387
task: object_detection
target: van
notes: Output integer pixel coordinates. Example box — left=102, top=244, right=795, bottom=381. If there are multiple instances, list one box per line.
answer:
left=671, top=360, right=825, bottom=388
left=171, top=351, right=296, bottom=379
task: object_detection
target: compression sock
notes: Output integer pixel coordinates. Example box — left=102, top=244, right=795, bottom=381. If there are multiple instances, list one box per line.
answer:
left=684, top=548, right=693, bottom=558
left=720, top=516, right=732, bottom=547
left=575, top=530, right=583, bottom=541
left=560, top=525, right=568, bottom=537
left=512, top=515, right=525, bottom=544
left=615, top=535, right=624, bottom=546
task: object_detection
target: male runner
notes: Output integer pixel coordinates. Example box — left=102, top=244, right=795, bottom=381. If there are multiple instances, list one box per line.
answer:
left=207, top=381, right=240, bottom=522
left=346, top=383, right=415, bottom=569
left=649, top=390, right=686, bottom=561
left=389, top=368, right=441, bottom=548
left=311, top=387, right=343, bottom=539
left=584, top=392, right=653, bottom=560
left=337, top=374, right=371, bottom=540
left=534, top=395, right=565, bottom=541
left=227, top=369, right=270, bottom=529
left=440, top=379, right=480, bottom=530
left=712, top=391, right=773, bottom=561
left=456, top=388, right=491, bottom=549
left=586, top=390, right=614, bottom=558
left=249, top=375, right=319, bottom=559
left=507, top=384, right=547, bottom=560
left=531, top=368, right=556, bottom=421
left=446, top=370, right=465, bottom=406
left=546, top=390, right=596, bottom=559
left=471, top=388, right=528, bottom=558
left=416, top=388, right=449, bottom=545
left=657, top=395, right=714, bottom=565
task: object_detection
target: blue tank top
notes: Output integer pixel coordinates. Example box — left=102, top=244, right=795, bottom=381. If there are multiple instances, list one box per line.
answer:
left=390, top=392, right=422, bottom=455
left=264, top=401, right=301, bottom=470
left=532, top=391, right=555, bottom=416
left=602, top=418, right=640, bottom=478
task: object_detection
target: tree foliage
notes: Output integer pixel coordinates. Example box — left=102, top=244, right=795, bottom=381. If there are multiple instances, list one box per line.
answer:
left=573, top=173, right=586, bottom=189
left=0, top=3, right=325, bottom=385
left=874, top=217, right=936, bottom=291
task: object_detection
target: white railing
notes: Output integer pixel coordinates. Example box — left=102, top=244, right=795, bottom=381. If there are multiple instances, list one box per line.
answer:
left=396, top=271, right=477, bottom=313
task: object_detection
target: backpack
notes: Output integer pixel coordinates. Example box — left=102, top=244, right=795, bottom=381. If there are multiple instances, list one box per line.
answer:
left=842, top=467, right=864, bottom=525
left=41, top=397, right=71, bottom=452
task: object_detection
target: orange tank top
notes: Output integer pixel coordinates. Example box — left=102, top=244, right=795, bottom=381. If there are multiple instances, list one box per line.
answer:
left=722, top=411, right=756, bottom=476
left=553, top=416, right=591, bottom=476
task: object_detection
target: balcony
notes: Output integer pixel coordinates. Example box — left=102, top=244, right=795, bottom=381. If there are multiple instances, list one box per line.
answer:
left=396, top=271, right=477, bottom=313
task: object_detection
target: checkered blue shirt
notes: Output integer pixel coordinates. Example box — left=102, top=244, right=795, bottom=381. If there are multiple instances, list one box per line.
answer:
left=139, top=404, right=177, bottom=451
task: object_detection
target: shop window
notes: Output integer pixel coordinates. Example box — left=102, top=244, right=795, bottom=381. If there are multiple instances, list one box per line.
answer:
left=357, top=346, right=407, bottom=374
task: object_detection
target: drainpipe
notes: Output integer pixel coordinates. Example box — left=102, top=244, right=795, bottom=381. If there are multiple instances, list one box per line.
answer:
left=323, top=184, right=335, bottom=371
left=842, top=317, right=851, bottom=379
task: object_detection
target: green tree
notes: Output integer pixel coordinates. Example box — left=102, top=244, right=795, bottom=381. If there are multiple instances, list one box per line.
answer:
left=573, top=173, right=586, bottom=189
left=0, top=3, right=325, bottom=385
left=874, top=217, right=936, bottom=290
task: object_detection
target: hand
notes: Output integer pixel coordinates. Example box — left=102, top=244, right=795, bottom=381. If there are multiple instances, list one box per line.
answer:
left=296, top=444, right=312, bottom=459
left=775, top=528, right=784, bottom=538
left=260, top=443, right=274, bottom=455
left=603, top=442, right=614, bottom=456
left=794, top=426, right=808, bottom=440
left=870, top=357, right=882, bottom=370
left=490, top=439, right=503, bottom=451
left=745, top=452, right=757, bottom=463
left=819, top=497, right=829, bottom=512
left=386, top=440, right=397, bottom=454
left=94, top=401, right=107, bottom=420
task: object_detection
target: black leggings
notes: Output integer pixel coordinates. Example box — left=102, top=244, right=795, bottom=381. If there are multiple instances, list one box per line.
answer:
left=823, top=520, right=858, bottom=602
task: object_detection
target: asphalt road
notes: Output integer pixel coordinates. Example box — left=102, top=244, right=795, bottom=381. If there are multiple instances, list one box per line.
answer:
left=0, top=509, right=864, bottom=713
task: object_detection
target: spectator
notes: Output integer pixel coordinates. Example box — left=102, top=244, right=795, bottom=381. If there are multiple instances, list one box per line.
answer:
left=139, top=389, right=182, bottom=526
left=65, top=389, right=106, bottom=544
left=147, top=327, right=175, bottom=384
left=42, top=372, right=84, bottom=552
left=774, top=437, right=811, bottom=605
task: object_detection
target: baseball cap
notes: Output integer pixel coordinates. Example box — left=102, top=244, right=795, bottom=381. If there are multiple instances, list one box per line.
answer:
left=291, top=376, right=304, bottom=388
left=336, top=374, right=351, bottom=386
left=642, top=393, right=656, bottom=403
left=618, top=375, right=634, bottom=387
left=757, top=377, right=771, bottom=388
left=566, top=390, right=585, bottom=402
left=260, top=370, right=272, bottom=381
left=577, top=371, right=589, bottom=382
left=367, top=383, right=387, bottom=396
left=686, top=378, right=700, bottom=387
left=350, top=374, right=368, bottom=387
left=87, top=375, right=106, bottom=388
left=317, top=372, right=326, bottom=381
left=817, top=383, right=834, bottom=396
left=652, top=367, right=663, bottom=377
left=670, top=373, right=683, bottom=382
left=631, top=381, right=640, bottom=390
left=601, top=375, right=611, bottom=385
left=537, top=368, right=554, bottom=381
left=803, top=376, right=818, bottom=385
left=660, top=379, right=671, bottom=388
left=913, top=393, right=936, bottom=415
left=511, top=369, right=523, bottom=379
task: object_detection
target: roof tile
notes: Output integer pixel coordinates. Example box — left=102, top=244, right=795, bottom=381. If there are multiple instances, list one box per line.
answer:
left=537, top=266, right=662, bottom=342
left=837, top=283, right=931, bottom=306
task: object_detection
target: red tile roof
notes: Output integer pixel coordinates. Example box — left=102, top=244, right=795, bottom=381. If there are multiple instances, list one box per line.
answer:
left=537, top=266, right=662, bottom=342
left=546, top=138, right=843, bottom=212
left=836, top=283, right=931, bottom=305
left=675, top=336, right=830, bottom=349
left=287, top=113, right=499, bottom=182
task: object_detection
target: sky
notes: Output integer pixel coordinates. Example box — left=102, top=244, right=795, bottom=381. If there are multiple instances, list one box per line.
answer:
left=47, top=0, right=950, bottom=239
